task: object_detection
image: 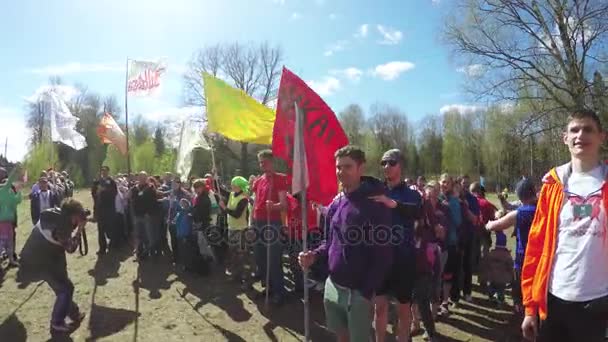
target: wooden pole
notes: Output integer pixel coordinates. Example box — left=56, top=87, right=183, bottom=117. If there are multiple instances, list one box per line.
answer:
left=295, top=102, right=310, bottom=342
left=125, top=58, right=132, bottom=175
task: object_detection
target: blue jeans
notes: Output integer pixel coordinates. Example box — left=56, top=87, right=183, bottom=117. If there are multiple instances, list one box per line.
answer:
left=253, top=220, right=285, bottom=297
left=47, top=267, right=79, bottom=326
left=133, top=215, right=155, bottom=255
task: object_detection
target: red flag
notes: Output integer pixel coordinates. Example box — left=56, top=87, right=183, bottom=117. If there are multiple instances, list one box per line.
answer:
left=272, top=67, right=349, bottom=206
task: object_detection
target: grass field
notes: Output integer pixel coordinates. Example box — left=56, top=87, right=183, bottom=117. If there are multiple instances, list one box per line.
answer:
left=0, top=191, right=522, bottom=341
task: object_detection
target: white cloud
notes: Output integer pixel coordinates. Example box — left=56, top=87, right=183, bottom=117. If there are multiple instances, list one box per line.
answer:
left=330, top=67, right=363, bottom=82
left=371, top=61, right=415, bottom=80
left=141, top=105, right=202, bottom=122
left=457, top=64, right=485, bottom=78
left=307, top=77, right=341, bottom=96
left=0, top=106, right=28, bottom=162
left=329, top=13, right=337, bottom=20
left=377, top=25, right=403, bottom=45
left=354, top=24, right=369, bottom=38
left=324, top=40, right=348, bottom=56
left=439, top=104, right=485, bottom=115
left=24, top=85, right=80, bottom=103
left=27, top=62, right=123, bottom=75
left=290, top=12, right=301, bottom=20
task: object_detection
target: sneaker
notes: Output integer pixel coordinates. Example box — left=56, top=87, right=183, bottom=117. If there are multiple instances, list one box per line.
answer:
left=68, top=312, right=86, bottom=326
left=51, top=322, right=71, bottom=333
left=438, top=303, right=450, bottom=317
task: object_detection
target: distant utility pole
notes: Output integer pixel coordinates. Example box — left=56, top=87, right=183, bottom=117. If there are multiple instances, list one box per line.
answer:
left=4, top=137, right=7, bottom=160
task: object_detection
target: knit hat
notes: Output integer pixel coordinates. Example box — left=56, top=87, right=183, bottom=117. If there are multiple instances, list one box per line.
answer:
left=495, top=231, right=507, bottom=248
left=381, top=149, right=403, bottom=163
left=231, top=176, right=249, bottom=193
left=516, top=178, right=535, bottom=201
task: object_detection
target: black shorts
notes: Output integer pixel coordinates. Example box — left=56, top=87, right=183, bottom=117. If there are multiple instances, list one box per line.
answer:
left=377, top=258, right=416, bottom=304
left=443, top=245, right=461, bottom=282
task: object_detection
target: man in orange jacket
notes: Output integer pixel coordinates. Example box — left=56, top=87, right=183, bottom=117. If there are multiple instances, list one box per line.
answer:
left=521, top=109, right=608, bottom=341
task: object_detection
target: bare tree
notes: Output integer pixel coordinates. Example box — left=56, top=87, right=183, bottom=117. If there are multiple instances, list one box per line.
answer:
left=369, top=103, right=410, bottom=152
left=339, top=104, right=366, bottom=146
left=182, top=42, right=284, bottom=175
left=444, top=0, right=608, bottom=117
left=102, top=95, right=122, bottom=117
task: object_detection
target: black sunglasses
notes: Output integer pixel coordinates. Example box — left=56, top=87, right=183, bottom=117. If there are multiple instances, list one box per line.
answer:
left=381, top=160, right=398, bottom=167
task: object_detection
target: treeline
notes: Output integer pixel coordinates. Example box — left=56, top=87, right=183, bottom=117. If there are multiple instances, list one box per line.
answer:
left=338, top=101, right=598, bottom=191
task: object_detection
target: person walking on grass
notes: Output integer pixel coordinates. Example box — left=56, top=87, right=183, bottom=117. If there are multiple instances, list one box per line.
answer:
left=372, top=149, right=425, bottom=342
left=299, top=145, right=393, bottom=342
left=521, top=109, right=608, bottom=342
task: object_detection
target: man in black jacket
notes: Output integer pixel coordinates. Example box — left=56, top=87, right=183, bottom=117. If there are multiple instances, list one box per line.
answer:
left=91, top=166, right=118, bottom=256
left=17, top=199, right=88, bottom=334
left=129, top=172, right=158, bottom=260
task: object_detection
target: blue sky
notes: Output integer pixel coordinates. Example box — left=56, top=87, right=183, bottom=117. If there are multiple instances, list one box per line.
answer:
left=0, top=0, right=478, bottom=162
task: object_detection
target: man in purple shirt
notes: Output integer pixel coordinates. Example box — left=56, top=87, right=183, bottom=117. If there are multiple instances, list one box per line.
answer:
left=299, top=145, right=393, bottom=342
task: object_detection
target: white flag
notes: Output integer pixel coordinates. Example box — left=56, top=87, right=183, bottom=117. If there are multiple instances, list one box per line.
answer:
left=45, top=91, right=87, bottom=150
left=292, top=102, right=309, bottom=195
left=175, top=121, right=210, bottom=180
left=127, top=59, right=167, bottom=97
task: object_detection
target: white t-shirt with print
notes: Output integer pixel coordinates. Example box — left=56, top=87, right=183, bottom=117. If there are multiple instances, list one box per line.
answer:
left=549, top=165, right=608, bottom=302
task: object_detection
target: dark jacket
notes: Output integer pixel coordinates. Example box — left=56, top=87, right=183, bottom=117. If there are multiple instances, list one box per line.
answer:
left=191, top=192, right=212, bottom=230
left=92, top=177, right=118, bottom=216
left=29, top=190, right=61, bottom=224
left=313, top=176, right=393, bottom=300
left=130, top=184, right=157, bottom=217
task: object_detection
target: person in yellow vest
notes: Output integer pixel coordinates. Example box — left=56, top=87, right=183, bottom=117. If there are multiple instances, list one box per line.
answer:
left=219, top=176, right=250, bottom=285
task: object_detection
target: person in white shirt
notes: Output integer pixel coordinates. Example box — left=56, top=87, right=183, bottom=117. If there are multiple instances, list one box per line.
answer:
left=30, top=177, right=60, bottom=225
left=521, top=109, right=608, bottom=342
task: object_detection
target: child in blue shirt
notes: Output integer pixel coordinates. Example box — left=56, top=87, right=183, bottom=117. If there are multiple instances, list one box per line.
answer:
left=173, top=198, right=193, bottom=269
left=486, top=179, right=537, bottom=313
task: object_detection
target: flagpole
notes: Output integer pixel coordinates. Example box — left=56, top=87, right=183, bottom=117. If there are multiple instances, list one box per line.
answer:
left=295, top=102, right=310, bottom=342
left=206, top=134, right=225, bottom=203
left=176, top=121, right=186, bottom=178
left=124, top=57, right=132, bottom=175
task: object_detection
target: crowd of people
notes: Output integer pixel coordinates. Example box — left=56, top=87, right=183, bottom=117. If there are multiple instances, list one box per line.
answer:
left=1, top=109, right=607, bottom=341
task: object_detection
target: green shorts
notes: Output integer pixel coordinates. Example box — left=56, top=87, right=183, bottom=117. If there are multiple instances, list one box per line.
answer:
left=323, top=277, right=372, bottom=342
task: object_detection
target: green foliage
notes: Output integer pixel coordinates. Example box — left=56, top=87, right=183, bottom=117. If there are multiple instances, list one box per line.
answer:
left=154, top=127, right=166, bottom=156
left=132, top=140, right=156, bottom=174
left=103, top=145, right=129, bottom=174
left=23, top=142, right=57, bottom=180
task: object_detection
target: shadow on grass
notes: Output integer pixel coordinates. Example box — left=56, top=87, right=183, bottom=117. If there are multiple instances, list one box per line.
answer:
left=438, top=297, right=521, bottom=342
left=176, top=268, right=253, bottom=323
left=245, top=288, right=332, bottom=342
left=85, top=304, right=140, bottom=342
left=176, top=286, right=247, bottom=342
left=0, top=314, right=27, bottom=342
left=136, top=255, right=174, bottom=299
left=87, top=246, right=132, bottom=287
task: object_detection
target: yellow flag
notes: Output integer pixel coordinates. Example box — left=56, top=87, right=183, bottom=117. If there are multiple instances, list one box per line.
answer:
left=203, top=72, right=275, bottom=144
